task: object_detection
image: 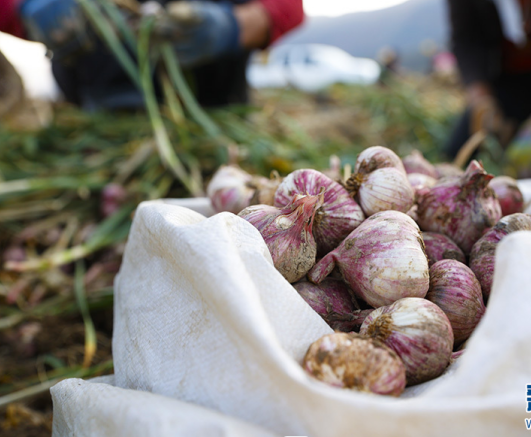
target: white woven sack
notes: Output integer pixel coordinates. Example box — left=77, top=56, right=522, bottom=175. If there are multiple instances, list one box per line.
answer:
left=52, top=198, right=531, bottom=436
left=51, top=375, right=277, bottom=436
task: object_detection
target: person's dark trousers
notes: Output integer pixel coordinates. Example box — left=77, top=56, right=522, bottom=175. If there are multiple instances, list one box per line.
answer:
left=445, top=71, right=531, bottom=159
left=52, top=40, right=251, bottom=111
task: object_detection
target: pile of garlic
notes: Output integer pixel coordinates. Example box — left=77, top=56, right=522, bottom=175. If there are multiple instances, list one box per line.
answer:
left=207, top=146, right=529, bottom=396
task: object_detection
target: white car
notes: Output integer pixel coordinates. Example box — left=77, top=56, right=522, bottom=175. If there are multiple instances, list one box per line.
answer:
left=247, top=43, right=381, bottom=92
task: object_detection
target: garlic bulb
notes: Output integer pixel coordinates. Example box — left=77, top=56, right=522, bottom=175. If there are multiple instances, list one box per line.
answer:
left=434, top=163, right=464, bottom=179
left=407, top=173, right=437, bottom=195
left=322, top=155, right=342, bottom=182
left=402, top=150, right=438, bottom=178
left=353, top=146, right=406, bottom=175
left=303, top=332, right=406, bottom=396
left=207, top=165, right=267, bottom=214
left=469, top=213, right=531, bottom=299
left=426, top=259, right=485, bottom=346
left=293, top=278, right=372, bottom=332
left=489, top=176, right=524, bottom=216
left=417, top=160, right=502, bottom=254
left=274, top=169, right=364, bottom=256
left=101, top=183, right=127, bottom=217
left=347, top=167, right=415, bottom=217
left=406, top=204, right=419, bottom=222
left=360, top=298, right=453, bottom=385
left=422, top=232, right=466, bottom=267
left=250, top=171, right=283, bottom=206
left=346, top=146, right=414, bottom=216
left=308, top=211, right=429, bottom=308
left=239, top=192, right=324, bottom=283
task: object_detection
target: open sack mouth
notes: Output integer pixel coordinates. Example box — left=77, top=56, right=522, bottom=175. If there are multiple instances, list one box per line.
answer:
left=52, top=191, right=531, bottom=436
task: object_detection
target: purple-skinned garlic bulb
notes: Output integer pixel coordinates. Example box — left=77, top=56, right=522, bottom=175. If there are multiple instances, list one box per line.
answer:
left=489, top=176, right=524, bottom=216
left=274, top=169, right=364, bottom=256
left=207, top=165, right=267, bottom=214
left=353, top=146, right=406, bottom=175
left=434, top=163, right=464, bottom=179
left=303, top=332, right=406, bottom=396
left=407, top=173, right=437, bottom=195
left=346, top=167, right=415, bottom=217
left=422, top=232, right=466, bottom=267
left=238, top=192, right=324, bottom=283
left=308, top=211, right=429, bottom=308
left=416, top=160, right=502, bottom=254
left=402, top=150, right=438, bottom=178
left=469, top=213, right=531, bottom=300
left=250, top=171, right=283, bottom=206
left=293, top=278, right=372, bottom=332
left=322, top=155, right=342, bottom=182
left=347, top=146, right=413, bottom=216
left=426, top=260, right=485, bottom=346
left=360, top=297, right=453, bottom=385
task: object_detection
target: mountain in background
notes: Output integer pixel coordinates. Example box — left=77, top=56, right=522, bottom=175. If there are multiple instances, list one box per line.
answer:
left=278, top=0, right=449, bottom=72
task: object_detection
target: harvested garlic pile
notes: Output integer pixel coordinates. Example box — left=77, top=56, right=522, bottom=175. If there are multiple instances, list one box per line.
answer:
left=207, top=146, right=528, bottom=396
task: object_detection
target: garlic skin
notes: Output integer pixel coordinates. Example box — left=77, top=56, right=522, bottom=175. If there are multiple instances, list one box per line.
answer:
left=417, top=160, right=502, bottom=254
left=303, top=332, right=406, bottom=396
left=360, top=298, right=454, bottom=385
left=354, top=146, right=406, bottom=175
left=239, top=193, right=324, bottom=283
left=402, top=150, right=438, bottom=178
left=348, top=167, right=415, bottom=217
left=426, top=259, right=485, bottom=346
left=293, top=278, right=372, bottom=332
left=489, top=176, right=524, bottom=216
left=274, top=169, right=364, bottom=256
left=308, top=211, right=429, bottom=308
left=207, top=165, right=266, bottom=214
left=422, top=232, right=466, bottom=267
left=469, top=213, right=531, bottom=299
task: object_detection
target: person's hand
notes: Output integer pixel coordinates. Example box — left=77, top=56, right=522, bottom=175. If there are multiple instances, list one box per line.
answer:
left=18, top=0, right=93, bottom=62
left=143, top=0, right=241, bottom=68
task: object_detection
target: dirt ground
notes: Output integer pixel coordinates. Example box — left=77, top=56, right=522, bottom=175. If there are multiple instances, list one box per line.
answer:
left=0, top=309, right=113, bottom=437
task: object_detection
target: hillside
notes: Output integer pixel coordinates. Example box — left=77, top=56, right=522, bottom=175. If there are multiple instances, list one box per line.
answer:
left=279, top=0, right=449, bottom=72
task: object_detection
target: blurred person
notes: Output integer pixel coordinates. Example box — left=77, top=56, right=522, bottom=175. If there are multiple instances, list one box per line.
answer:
left=377, top=45, right=400, bottom=85
left=0, top=0, right=303, bottom=110
left=445, top=0, right=531, bottom=158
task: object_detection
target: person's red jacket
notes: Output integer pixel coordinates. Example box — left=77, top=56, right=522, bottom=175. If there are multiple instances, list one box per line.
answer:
left=260, top=0, right=304, bottom=44
left=0, top=0, right=303, bottom=44
left=0, top=0, right=25, bottom=38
